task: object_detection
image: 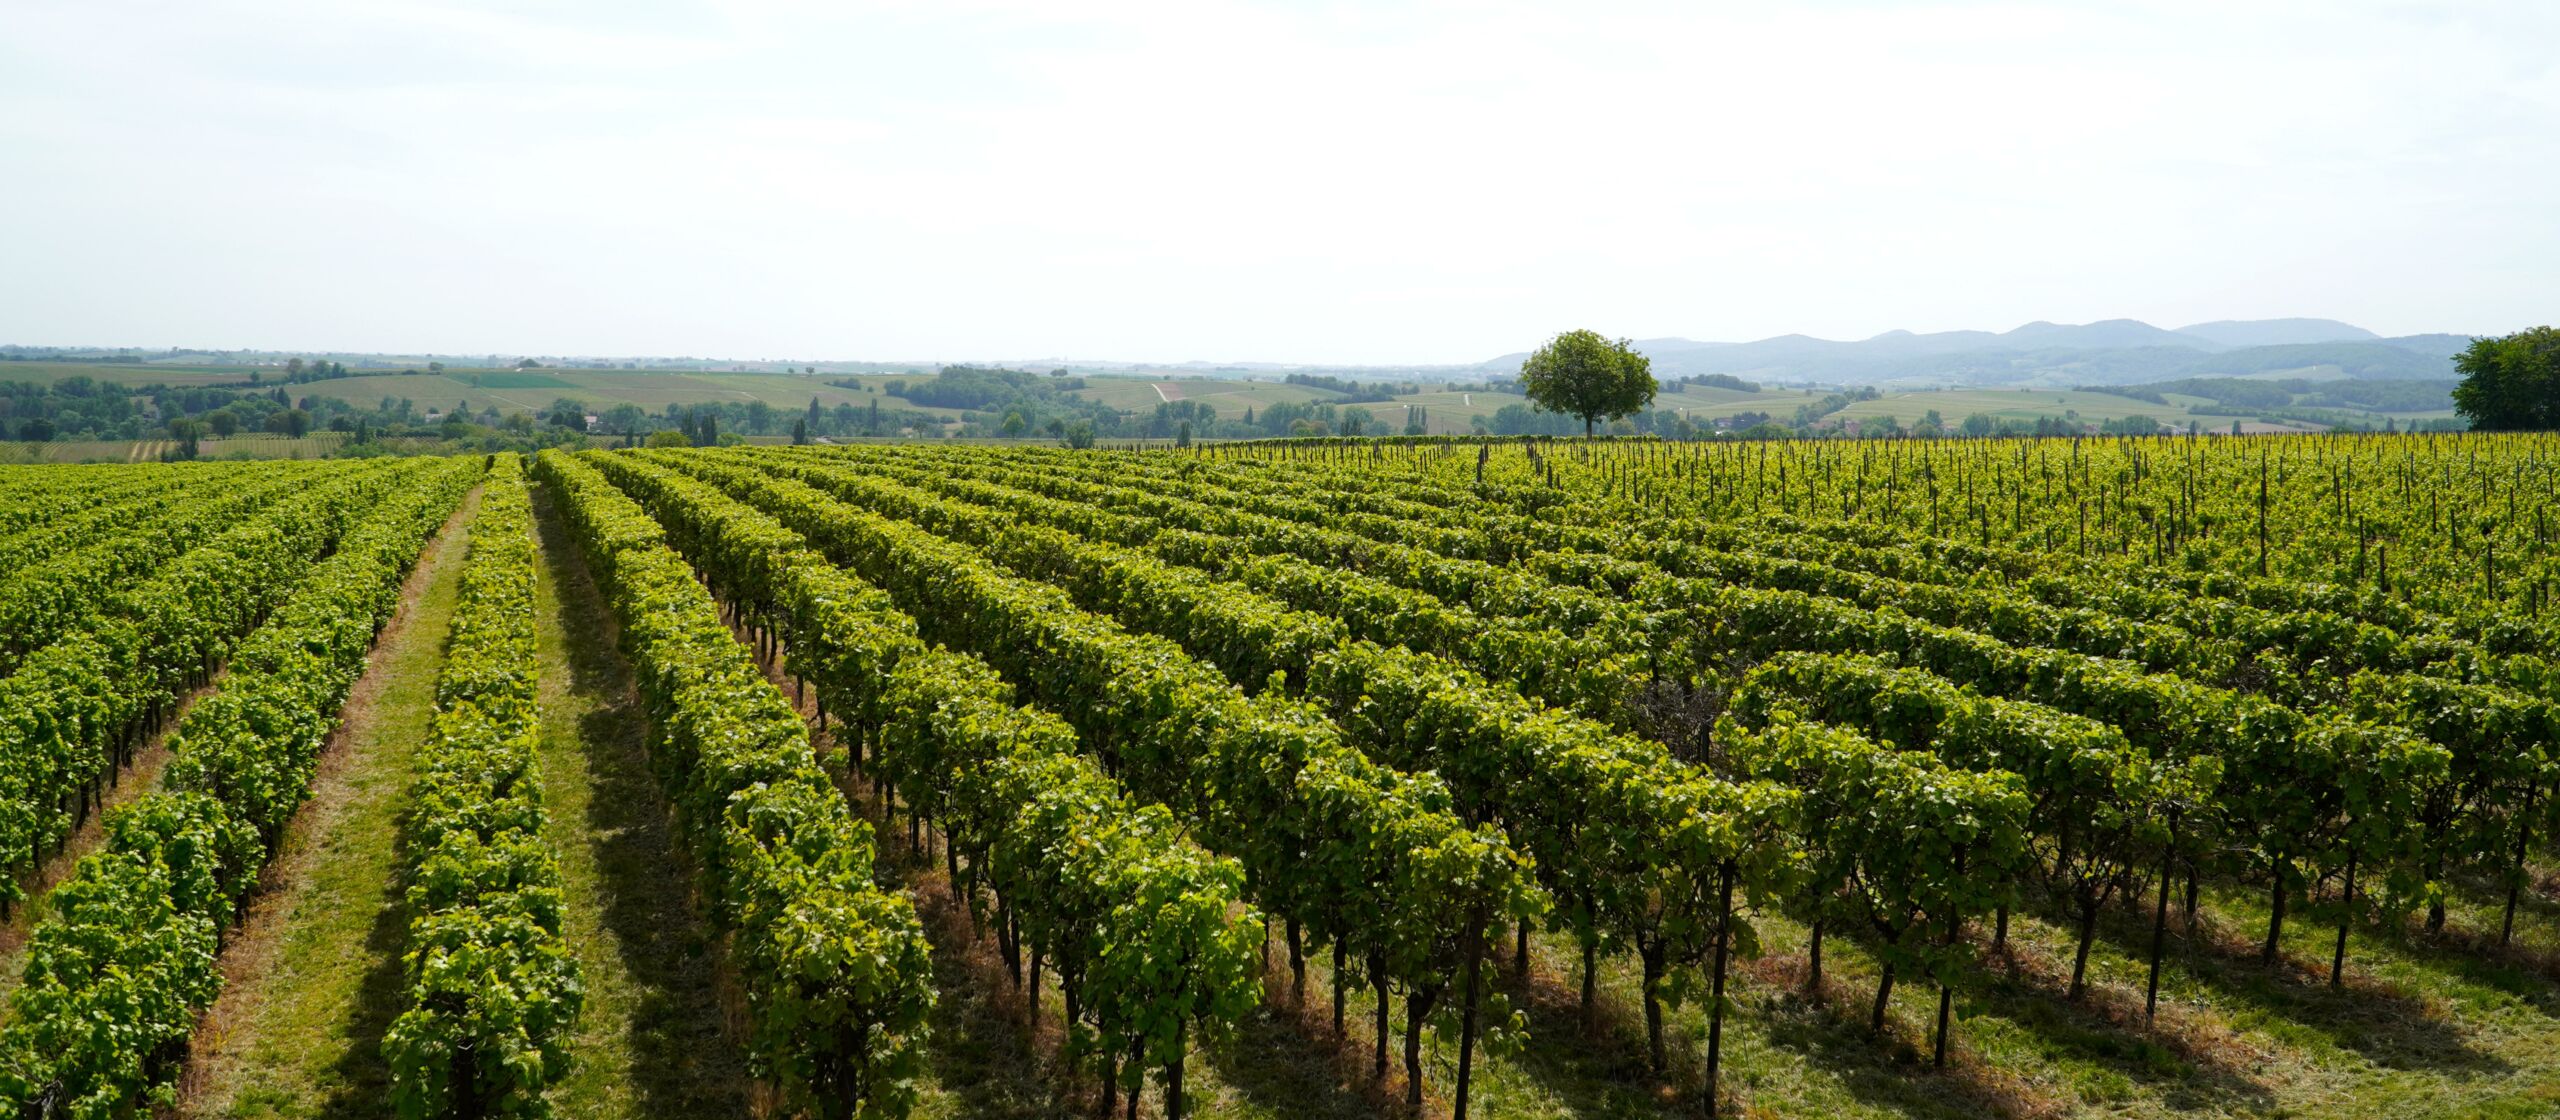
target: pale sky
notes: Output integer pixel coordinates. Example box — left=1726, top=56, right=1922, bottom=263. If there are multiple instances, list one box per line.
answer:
left=3, top=1, right=2554, bottom=365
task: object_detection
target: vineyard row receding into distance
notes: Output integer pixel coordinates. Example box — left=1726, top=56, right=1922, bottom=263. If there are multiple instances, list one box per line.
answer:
left=3, top=433, right=2560, bottom=1118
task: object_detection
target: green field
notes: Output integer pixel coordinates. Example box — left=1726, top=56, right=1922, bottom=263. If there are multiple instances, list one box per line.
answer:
left=0, top=361, right=257, bottom=386
left=1065, top=376, right=1347, bottom=416
left=1834, top=389, right=2203, bottom=426
left=292, top=371, right=892, bottom=415
left=0, top=432, right=372, bottom=464
left=1827, top=388, right=2451, bottom=432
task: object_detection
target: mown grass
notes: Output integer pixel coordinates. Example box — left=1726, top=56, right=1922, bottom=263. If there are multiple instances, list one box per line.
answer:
left=529, top=483, right=755, bottom=1117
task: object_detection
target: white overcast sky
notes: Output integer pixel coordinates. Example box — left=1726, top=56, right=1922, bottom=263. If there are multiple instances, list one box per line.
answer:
left=2, top=1, right=2554, bottom=365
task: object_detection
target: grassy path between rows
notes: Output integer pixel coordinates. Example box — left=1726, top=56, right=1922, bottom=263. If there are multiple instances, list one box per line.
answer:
left=528, top=481, right=754, bottom=1116
left=175, top=483, right=757, bottom=1119
left=177, top=486, right=482, bottom=1119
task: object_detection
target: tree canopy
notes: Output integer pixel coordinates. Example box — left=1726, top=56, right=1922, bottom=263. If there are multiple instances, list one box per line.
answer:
left=1519, top=330, right=1657, bottom=436
left=2450, top=327, right=2560, bottom=430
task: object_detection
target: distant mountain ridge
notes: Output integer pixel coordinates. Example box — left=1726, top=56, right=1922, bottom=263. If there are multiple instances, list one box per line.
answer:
left=2172, top=318, right=2378, bottom=348
left=1482, top=318, right=2470, bottom=388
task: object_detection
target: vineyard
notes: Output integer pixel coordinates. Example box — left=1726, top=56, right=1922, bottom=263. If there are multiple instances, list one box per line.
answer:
left=1, top=435, right=2559, bottom=1119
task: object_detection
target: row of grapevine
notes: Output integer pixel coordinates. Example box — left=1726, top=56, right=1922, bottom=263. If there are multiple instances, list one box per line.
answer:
left=0, top=460, right=412, bottom=911
left=382, top=457, right=584, bottom=1118
left=965, top=443, right=2558, bottom=958
left=791, top=450, right=1834, bottom=1098
left=529, top=451, right=933, bottom=1119
left=988, top=442, right=2524, bottom=743
left=0, top=464, right=261, bottom=577
left=1403, top=456, right=2559, bottom=946
left=577, top=451, right=1260, bottom=1119
left=816, top=447, right=1665, bottom=681
left=697, top=448, right=2113, bottom=1095
left=900, top=446, right=1629, bottom=633
left=732, top=448, right=2100, bottom=1078
left=785, top=450, right=1647, bottom=722
left=727, top=447, right=1761, bottom=1043
left=1720, top=714, right=2031, bottom=1060
left=0, top=468, right=174, bottom=535
left=1234, top=434, right=2555, bottom=656
left=1349, top=457, right=2549, bottom=700
left=0, top=457, right=477, bottom=1115
left=800, top=446, right=2557, bottom=1015
left=624, top=451, right=1541, bottom=1116
left=1733, top=653, right=2218, bottom=995
left=1524, top=449, right=2554, bottom=947
left=0, top=463, right=331, bottom=669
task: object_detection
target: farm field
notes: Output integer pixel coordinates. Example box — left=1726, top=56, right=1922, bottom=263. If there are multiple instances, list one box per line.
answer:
left=290, top=370, right=897, bottom=416
left=6, top=434, right=2560, bottom=1119
left=1831, top=389, right=2215, bottom=427
left=1828, top=390, right=2460, bottom=434
left=0, top=361, right=254, bottom=387
left=1064, top=375, right=1351, bottom=416
left=0, top=432, right=379, bottom=464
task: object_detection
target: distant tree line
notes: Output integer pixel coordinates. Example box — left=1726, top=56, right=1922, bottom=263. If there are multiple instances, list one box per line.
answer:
left=1281, top=373, right=1407, bottom=402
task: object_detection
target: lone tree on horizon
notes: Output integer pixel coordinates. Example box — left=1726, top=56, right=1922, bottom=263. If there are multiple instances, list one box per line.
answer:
left=1519, top=329, right=1656, bottom=436
left=2451, top=326, right=2560, bottom=430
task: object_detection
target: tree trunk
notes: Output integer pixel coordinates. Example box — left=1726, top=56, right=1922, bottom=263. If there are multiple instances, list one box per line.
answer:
left=1287, top=918, right=1304, bottom=1002
left=1167, top=1016, right=1186, bottom=1120
left=1403, top=992, right=1433, bottom=1109
left=2146, top=847, right=2173, bottom=1023
left=1934, top=982, right=1954, bottom=1068
left=1027, top=949, right=1042, bottom=1031
left=1870, top=963, right=1896, bottom=1035
left=998, top=903, right=1021, bottom=986
left=1126, top=1040, right=1143, bottom=1120
left=1455, top=926, right=1486, bottom=1120
left=2508, top=788, right=2538, bottom=947
left=1641, top=943, right=1667, bottom=1073
left=2263, top=859, right=2288, bottom=969
left=1807, top=918, right=1824, bottom=997
left=2426, top=851, right=2448, bottom=934
left=1705, top=862, right=1736, bottom=1118
left=1373, top=965, right=1390, bottom=1077
left=1935, top=853, right=1967, bottom=1068
left=2070, top=896, right=2100, bottom=1001
left=2331, top=846, right=2357, bottom=988
left=1580, top=937, right=1599, bottom=1027
left=1332, top=940, right=1347, bottom=1037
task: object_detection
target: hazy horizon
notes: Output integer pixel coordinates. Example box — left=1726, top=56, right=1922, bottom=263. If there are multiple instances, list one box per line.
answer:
left=5, top=1, right=2554, bottom=365
left=0, top=313, right=2478, bottom=372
